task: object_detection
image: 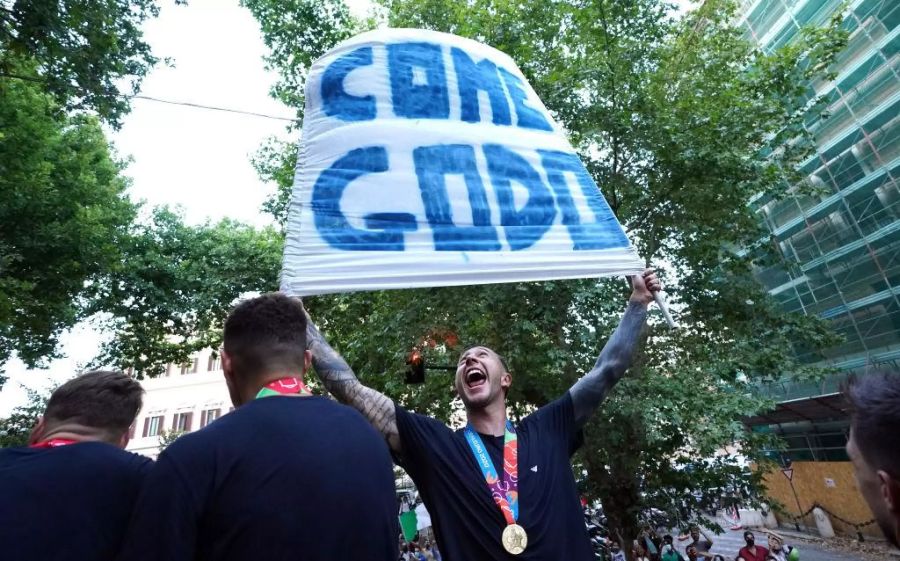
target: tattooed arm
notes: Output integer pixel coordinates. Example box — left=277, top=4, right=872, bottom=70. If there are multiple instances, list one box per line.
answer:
left=305, top=316, right=402, bottom=452
left=568, top=269, right=660, bottom=427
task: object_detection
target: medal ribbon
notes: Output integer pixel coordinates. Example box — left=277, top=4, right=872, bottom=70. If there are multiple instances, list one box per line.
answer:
left=255, top=377, right=313, bottom=399
left=464, top=421, right=519, bottom=526
left=29, top=438, right=78, bottom=449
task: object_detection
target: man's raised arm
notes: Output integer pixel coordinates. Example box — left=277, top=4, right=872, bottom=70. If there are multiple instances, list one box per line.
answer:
left=568, top=269, right=660, bottom=427
left=305, top=316, right=402, bottom=452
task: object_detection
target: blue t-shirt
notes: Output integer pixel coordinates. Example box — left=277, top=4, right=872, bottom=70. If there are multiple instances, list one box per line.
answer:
left=0, top=441, right=151, bottom=561
left=117, top=396, right=398, bottom=561
left=394, top=394, right=591, bottom=561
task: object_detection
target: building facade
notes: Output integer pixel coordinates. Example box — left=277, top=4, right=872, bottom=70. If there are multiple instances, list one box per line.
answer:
left=126, top=349, right=232, bottom=459
left=737, top=0, right=899, bottom=536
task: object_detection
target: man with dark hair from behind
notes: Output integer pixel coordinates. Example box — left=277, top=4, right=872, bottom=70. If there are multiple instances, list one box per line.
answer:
left=844, top=371, right=900, bottom=548
left=117, top=293, right=398, bottom=561
left=0, top=370, right=150, bottom=561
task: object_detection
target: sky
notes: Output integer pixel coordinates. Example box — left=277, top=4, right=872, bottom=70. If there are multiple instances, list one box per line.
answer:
left=0, top=0, right=369, bottom=413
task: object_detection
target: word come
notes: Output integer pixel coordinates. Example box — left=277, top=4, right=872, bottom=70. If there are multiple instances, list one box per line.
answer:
left=321, top=41, right=552, bottom=131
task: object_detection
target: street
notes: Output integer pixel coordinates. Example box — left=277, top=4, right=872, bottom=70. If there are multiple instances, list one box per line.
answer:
left=706, top=527, right=871, bottom=561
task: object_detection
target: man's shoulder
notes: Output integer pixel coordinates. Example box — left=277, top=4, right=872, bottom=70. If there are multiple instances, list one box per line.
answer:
left=395, top=403, right=456, bottom=433
left=0, top=442, right=151, bottom=477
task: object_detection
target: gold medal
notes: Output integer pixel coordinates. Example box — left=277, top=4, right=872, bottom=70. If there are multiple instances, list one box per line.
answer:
left=502, top=523, right=528, bottom=555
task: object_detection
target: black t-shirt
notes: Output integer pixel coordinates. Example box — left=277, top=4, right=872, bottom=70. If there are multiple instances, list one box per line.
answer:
left=0, top=441, right=151, bottom=561
left=117, top=396, right=398, bottom=561
left=395, top=394, right=591, bottom=561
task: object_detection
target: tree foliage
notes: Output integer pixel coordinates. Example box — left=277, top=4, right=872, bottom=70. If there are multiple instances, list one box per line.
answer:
left=0, top=56, right=136, bottom=371
left=243, top=0, right=846, bottom=548
left=0, top=0, right=178, bottom=126
left=88, top=207, right=283, bottom=377
left=0, top=385, right=48, bottom=448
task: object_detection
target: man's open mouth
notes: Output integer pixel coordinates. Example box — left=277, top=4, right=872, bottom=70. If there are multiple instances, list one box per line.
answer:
left=465, top=367, right=487, bottom=389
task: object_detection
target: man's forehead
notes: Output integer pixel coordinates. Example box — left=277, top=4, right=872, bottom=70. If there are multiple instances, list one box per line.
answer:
left=460, top=346, right=498, bottom=358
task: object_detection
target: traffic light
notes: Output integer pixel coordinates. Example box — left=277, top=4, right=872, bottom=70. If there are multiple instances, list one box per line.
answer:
left=405, top=350, right=425, bottom=384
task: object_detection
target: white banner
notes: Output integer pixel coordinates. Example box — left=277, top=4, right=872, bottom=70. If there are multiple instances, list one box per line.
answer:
left=281, top=28, right=643, bottom=296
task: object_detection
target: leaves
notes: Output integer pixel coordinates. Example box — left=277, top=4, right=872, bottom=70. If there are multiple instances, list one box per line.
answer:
left=0, top=0, right=174, bottom=127
left=0, top=385, right=49, bottom=448
left=88, top=207, right=284, bottom=377
left=0, top=55, right=137, bottom=368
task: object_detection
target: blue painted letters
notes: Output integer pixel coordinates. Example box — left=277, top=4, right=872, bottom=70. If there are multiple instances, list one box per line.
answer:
left=539, top=150, right=629, bottom=250
left=321, top=46, right=376, bottom=121
left=498, top=67, right=552, bottom=131
left=483, top=144, right=554, bottom=249
left=451, top=48, right=511, bottom=126
left=312, top=146, right=416, bottom=251
left=388, top=42, right=450, bottom=119
left=413, top=144, right=501, bottom=251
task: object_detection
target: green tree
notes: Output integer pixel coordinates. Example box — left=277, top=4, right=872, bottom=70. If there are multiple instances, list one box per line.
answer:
left=0, top=0, right=179, bottom=126
left=243, top=0, right=845, bottom=549
left=0, top=386, right=49, bottom=448
left=157, top=428, right=185, bottom=452
left=0, top=57, right=136, bottom=372
left=88, top=207, right=284, bottom=376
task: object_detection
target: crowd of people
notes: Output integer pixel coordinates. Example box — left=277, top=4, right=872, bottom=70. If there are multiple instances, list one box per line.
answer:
left=0, top=266, right=898, bottom=561
left=600, top=527, right=797, bottom=561
left=398, top=539, right=441, bottom=561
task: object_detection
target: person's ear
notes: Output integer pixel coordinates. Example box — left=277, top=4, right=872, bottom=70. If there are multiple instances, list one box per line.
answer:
left=28, top=416, right=46, bottom=445
left=303, top=349, right=312, bottom=375
left=501, top=371, right=512, bottom=392
left=221, top=350, right=241, bottom=407
left=878, top=470, right=900, bottom=513
left=221, top=349, right=232, bottom=377
left=117, top=431, right=129, bottom=449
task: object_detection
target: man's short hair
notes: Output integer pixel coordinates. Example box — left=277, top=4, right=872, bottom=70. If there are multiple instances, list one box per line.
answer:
left=44, top=370, right=143, bottom=441
left=844, top=370, right=900, bottom=476
left=224, top=292, right=308, bottom=380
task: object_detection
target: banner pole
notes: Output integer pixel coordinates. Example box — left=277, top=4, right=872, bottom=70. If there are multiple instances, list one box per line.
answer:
left=654, top=291, right=677, bottom=330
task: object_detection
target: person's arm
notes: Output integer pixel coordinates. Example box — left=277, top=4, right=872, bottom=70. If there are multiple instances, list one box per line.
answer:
left=568, top=269, right=660, bottom=426
left=305, top=315, right=401, bottom=452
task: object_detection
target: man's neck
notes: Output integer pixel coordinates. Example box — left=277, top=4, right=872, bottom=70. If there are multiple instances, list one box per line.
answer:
left=36, top=424, right=111, bottom=445
left=465, top=399, right=507, bottom=436
left=243, top=371, right=306, bottom=403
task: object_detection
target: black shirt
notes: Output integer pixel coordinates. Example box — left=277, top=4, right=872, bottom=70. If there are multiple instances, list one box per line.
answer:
left=117, top=396, right=399, bottom=561
left=0, top=441, right=151, bottom=561
left=395, top=394, right=592, bottom=561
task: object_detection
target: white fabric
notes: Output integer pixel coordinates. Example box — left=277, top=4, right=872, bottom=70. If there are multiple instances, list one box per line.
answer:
left=414, top=503, right=432, bottom=531
left=282, top=28, right=643, bottom=296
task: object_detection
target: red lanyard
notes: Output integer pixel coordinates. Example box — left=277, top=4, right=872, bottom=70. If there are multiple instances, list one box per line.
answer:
left=29, top=438, right=78, bottom=449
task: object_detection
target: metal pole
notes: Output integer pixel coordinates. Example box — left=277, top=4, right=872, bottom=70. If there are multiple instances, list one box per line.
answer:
left=788, top=479, right=803, bottom=532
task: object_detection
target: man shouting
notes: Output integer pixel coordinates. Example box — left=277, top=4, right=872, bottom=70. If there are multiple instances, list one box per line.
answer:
left=306, top=269, right=661, bottom=560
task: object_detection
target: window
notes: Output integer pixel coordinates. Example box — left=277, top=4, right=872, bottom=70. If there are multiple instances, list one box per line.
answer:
left=172, top=412, right=193, bottom=432
left=200, top=408, right=221, bottom=428
left=142, top=415, right=164, bottom=437
left=207, top=354, right=222, bottom=372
